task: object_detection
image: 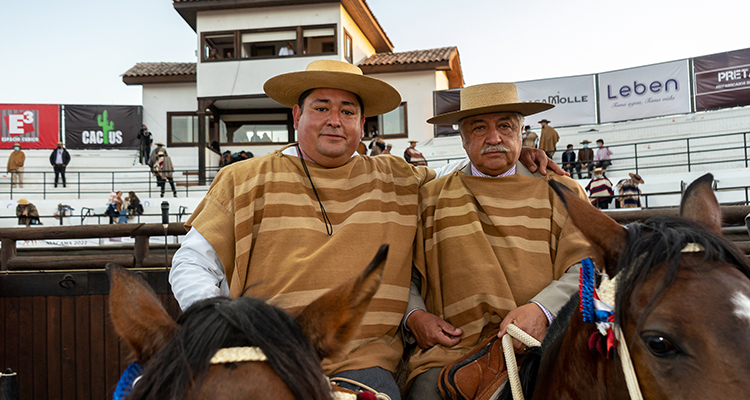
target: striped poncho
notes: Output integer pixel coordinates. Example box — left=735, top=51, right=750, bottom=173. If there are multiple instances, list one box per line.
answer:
left=186, top=147, right=435, bottom=375
left=408, top=165, right=591, bottom=380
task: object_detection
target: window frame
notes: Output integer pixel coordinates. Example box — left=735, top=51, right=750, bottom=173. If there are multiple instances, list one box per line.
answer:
left=343, top=29, right=353, bottom=63
left=364, top=102, right=408, bottom=140
left=201, top=24, right=338, bottom=63
left=167, top=112, right=203, bottom=147
left=217, top=108, right=295, bottom=146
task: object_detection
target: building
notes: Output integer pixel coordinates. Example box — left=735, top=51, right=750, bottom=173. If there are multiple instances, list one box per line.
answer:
left=123, top=0, right=464, bottom=183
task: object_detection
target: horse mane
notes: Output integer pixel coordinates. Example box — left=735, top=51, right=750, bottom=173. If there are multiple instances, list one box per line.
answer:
left=615, top=215, right=750, bottom=328
left=126, top=296, right=332, bottom=400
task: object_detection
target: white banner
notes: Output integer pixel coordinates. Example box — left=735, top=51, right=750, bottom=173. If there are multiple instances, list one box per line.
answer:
left=516, top=75, right=597, bottom=127
left=598, top=60, right=691, bottom=123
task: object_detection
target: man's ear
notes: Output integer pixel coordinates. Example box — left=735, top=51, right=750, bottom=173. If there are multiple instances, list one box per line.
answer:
left=292, top=104, right=302, bottom=130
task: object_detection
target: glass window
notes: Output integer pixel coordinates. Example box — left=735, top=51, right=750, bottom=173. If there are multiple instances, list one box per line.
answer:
left=303, top=27, right=335, bottom=55
left=171, top=115, right=199, bottom=144
left=241, top=31, right=296, bottom=58
left=218, top=113, right=291, bottom=144
left=204, top=33, right=236, bottom=60
left=363, top=103, right=408, bottom=139
left=344, top=30, right=353, bottom=63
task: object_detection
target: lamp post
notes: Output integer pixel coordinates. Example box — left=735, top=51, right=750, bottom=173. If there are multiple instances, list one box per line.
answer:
left=161, top=201, right=169, bottom=269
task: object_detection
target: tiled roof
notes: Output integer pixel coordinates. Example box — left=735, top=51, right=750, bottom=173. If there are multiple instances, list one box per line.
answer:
left=359, top=47, right=457, bottom=67
left=123, top=62, right=196, bottom=77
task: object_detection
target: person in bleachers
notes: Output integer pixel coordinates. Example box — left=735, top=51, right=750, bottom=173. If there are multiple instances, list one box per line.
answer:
left=615, top=173, right=644, bottom=208
left=49, top=141, right=70, bottom=188
left=149, top=143, right=178, bottom=198
left=106, top=192, right=119, bottom=224
left=585, top=167, right=614, bottom=209
left=17, top=198, right=41, bottom=226
left=126, top=191, right=144, bottom=217
left=7, top=143, right=25, bottom=188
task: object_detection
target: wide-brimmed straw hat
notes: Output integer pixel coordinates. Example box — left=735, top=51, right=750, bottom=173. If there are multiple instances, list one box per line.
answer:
left=629, top=173, right=644, bottom=184
left=426, top=83, right=553, bottom=125
left=155, top=142, right=164, bottom=146
left=538, top=119, right=551, bottom=124
left=17, top=198, right=29, bottom=205
left=408, top=139, right=418, bottom=143
left=594, top=167, right=604, bottom=173
left=56, top=141, right=63, bottom=146
left=263, top=60, right=401, bottom=117
left=580, top=140, right=592, bottom=145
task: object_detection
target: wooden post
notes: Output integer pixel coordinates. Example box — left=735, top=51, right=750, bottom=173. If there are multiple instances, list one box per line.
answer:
left=134, top=236, right=149, bottom=268
left=1, top=238, right=16, bottom=271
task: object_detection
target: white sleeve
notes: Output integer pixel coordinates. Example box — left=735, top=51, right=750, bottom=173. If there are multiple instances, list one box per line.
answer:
left=170, top=227, right=230, bottom=310
left=433, top=158, right=470, bottom=178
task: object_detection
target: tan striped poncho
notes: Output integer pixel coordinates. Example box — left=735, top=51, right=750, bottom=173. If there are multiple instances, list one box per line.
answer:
left=186, top=147, right=435, bottom=375
left=408, top=167, right=591, bottom=380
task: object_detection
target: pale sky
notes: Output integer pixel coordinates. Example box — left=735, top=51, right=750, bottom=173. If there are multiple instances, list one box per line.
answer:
left=2, top=0, right=749, bottom=106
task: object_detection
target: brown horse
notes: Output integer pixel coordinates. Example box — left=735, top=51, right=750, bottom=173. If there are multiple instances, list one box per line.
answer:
left=107, top=244, right=389, bottom=400
left=501, top=174, right=750, bottom=399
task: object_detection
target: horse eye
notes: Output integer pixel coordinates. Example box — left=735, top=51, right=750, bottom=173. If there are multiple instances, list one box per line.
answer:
left=642, top=335, right=678, bottom=357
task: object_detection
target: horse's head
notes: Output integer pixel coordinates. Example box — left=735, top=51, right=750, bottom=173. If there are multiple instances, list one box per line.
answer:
left=107, top=244, right=389, bottom=400
left=549, top=174, right=750, bottom=399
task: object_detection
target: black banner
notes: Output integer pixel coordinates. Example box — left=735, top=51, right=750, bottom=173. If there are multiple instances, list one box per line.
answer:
left=433, top=89, right=461, bottom=136
left=64, top=105, right=142, bottom=149
left=694, top=48, right=750, bottom=111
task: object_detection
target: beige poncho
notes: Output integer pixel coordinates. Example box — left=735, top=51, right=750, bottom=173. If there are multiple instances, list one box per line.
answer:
left=186, top=148, right=435, bottom=375
left=408, top=169, right=591, bottom=380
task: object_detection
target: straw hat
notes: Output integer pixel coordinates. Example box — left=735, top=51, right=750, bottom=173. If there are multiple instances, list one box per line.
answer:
left=408, top=140, right=419, bottom=143
left=594, top=167, right=604, bottom=173
left=17, top=198, right=29, bottom=205
left=263, top=60, right=402, bottom=117
left=629, top=173, right=644, bottom=184
left=580, top=140, right=592, bottom=145
left=155, top=142, right=164, bottom=146
left=12, top=143, right=22, bottom=149
left=56, top=141, right=63, bottom=146
left=538, top=119, right=551, bottom=124
left=426, top=83, right=553, bottom=125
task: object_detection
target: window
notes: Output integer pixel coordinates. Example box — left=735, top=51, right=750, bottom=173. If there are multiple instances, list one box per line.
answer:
left=344, top=30, right=353, bottom=63
left=218, top=112, right=294, bottom=144
left=203, top=32, right=236, bottom=61
left=202, top=24, right=337, bottom=62
left=364, top=102, right=408, bottom=139
left=167, top=112, right=213, bottom=146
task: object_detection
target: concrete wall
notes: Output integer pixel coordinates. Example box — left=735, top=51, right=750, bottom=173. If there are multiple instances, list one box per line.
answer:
left=340, top=5, right=376, bottom=65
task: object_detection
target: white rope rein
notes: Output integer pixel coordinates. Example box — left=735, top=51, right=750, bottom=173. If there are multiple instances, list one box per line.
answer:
left=329, top=376, right=392, bottom=400
left=502, top=323, right=542, bottom=400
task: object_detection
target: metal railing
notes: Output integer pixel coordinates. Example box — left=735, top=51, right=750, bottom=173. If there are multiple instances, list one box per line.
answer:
left=0, top=211, right=191, bottom=227
left=2, top=167, right=221, bottom=200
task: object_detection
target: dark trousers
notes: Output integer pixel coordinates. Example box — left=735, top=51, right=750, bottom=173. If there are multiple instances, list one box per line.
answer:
left=593, top=197, right=612, bottom=209
left=563, top=162, right=580, bottom=178
left=579, top=162, right=595, bottom=179
left=53, top=164, right=66, bottom=187
left=596, top=160, right=612, bottom=170
left=156, top=176, right=177, bottom=196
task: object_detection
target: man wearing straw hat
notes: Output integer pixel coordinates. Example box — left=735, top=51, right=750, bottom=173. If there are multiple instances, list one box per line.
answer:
left=405, top=82, right=591, bottom=399
left=404, top=140, right=428, bottom=166
left=170, top=61, right=563, bottom=399
left=537, top=119, right=559, bottom=158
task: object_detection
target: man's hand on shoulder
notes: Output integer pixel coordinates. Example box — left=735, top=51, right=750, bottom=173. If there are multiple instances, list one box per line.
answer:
left=406, top=309, right=462, bottom=350
left=519, top=147, right=569, bottom=176
left=497, top=303, right=548, bottom=353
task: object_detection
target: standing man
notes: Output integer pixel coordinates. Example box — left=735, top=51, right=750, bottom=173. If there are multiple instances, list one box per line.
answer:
left=49, top=141, right=70, bottom=188
left=578, top=140, right=595, bottom=179
left=561, top=144, right=579, bottom=177
left=522, top=125, right=537, bottom=148
left=168, top=60, right=562, bottom=400
left=404, top=140, right=428, bottom=166
left=7, top=143, right=25, bottom=188
left=406, top=83, right=590, bottom=399
left=369, top=133, right=385, bottom=155
left=537, top=119, right=559, bottom=158
left=594, top=138, right=613, bottom=170
left=148, top=143, right=177, bottom=198
left=137, top=125, right=153, bottom=165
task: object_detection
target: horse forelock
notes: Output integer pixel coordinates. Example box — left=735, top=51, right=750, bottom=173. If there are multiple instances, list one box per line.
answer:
left=615, top=215, right=750, bottom=328
left=127, top=296, right=332, bottom=400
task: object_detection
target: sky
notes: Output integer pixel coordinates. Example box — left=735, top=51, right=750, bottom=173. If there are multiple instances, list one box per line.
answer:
left=2, top=0, right=750, bottom=106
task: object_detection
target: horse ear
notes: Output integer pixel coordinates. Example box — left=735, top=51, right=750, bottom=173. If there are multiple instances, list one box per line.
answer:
left=680, top=173, right=722, bottom=234
left=549, top=181, right=627, bottom=277
left=107, top=264, right=178, bottom=363
left=296, top=244, right=388, bottom=360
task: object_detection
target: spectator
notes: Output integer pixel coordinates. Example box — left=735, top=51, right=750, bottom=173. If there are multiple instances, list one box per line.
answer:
left=49, top=141, right=70, bottom=188
left=585, top=167, right=614, bottom=209
left=125, top=191, right=144, bottom=217
left=278, top=42, right=295, bottom=56
left=403, top=140, right=428, bottom=166
left=538, top=119, right=559, bottom=157
left=7, top=143, right=25, bottom=188
left=105, top=192, right=119, bottom=224
left=368, top=133, right=385, bottom=155
left=522, top=125, right=538, bottom=148
left=578, top=140, right=595, bottom=179
left=16, top=198, right=41, bottom=226
left=561, top=144, right=579, bottom=177
left=616, top=173, right=644, bottom=208
left=381, top=144, right=392, bottom=155
left=149, top=143, right=178, bottom=198
left=116, top=191, right=129, bottom=224
left=594, top=139, right=613, bottom=170
left=356, top=140, right=368, bottom=155
left=137, top=125, right=153, bottom=165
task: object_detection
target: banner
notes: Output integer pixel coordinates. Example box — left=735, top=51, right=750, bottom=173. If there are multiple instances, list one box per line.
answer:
left=433, top=89, right=461, bottom=136
left=64, top=105, right=142, bottom=149
left=598, top=60, right=691, bottom=123
left=0, top=104, right=60, bottom=149
left=694, top=48, right=750, bottom=111
left=516, top=75, right=597, bottom=127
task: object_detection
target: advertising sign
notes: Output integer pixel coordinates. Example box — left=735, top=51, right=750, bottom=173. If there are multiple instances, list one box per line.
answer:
left=598, top=60, right=691, bottom=123
left=64, top=105, right=142, bottom=149
left=0, top=104, right=60, bottom=149
left=516, top=75, right=597, bottom=127
left=433, top=89, right=461, bottom=136
left=694, top=48, right=750, bottom=111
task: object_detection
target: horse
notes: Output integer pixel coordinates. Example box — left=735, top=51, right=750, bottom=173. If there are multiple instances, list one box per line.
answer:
left=500, top=173, right=750, bottom=400
left=107, top=244, right=390, bottom=400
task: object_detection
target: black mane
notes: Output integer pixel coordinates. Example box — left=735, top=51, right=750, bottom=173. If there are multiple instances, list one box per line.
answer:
left=127, top=296, right=332, bottom=400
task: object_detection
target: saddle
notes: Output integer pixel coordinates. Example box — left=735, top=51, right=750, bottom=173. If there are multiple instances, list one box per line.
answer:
left=438, top=336, right=522, bottom=400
